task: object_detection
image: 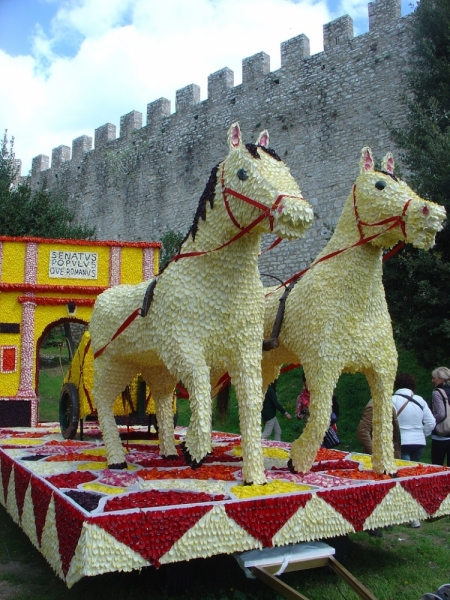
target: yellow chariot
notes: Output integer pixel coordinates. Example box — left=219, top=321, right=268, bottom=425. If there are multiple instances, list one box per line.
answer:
left=59, top=331, right=178, bottom=439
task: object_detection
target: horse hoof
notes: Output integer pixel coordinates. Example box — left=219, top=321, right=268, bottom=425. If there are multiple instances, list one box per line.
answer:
left=389, top=472, right=399, bottom=478
left=108, top=462, right=128, bottom=470
left=243, top=481, right=267, bottom=486
left=287, top=459, right=298, bottom=474
left=161, top=454, right=178, bottom=460
left=180, top=442, right=205, bottom=470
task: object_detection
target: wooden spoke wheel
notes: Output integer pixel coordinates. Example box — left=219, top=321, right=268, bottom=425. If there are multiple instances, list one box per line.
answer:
left=59, top=382, right=80, bottom=439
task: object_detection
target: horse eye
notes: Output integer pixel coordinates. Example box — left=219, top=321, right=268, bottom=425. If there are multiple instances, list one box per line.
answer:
left=375, top=180, right=387, bottom=190
left=237, top=169, right=248, bottom=181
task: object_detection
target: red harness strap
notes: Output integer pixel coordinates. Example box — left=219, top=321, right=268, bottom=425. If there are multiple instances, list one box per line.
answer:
left=94, top=165, right=305, bottom=358
left=271, top=188, right=412, bottom=293
left=172, top=163, right=302, bottom=262
left=93, top=307, right=141, bottom=359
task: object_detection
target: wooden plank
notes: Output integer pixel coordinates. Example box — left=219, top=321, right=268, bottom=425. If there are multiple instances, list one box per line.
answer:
left=328, top=556, right=378, bottom=600
left=252, top=566, right=311, bottom=600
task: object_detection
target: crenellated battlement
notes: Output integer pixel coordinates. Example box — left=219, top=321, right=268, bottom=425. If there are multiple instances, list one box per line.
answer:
left=25, top=0, right=412, bottom=282
left=29, top=0, right=405, bottom=174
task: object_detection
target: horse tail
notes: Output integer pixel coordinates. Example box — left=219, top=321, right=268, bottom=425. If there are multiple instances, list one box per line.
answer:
left=216, top=381, right=231, bottom=418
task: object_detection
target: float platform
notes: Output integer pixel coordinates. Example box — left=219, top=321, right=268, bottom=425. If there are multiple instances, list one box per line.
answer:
left=1, top=423, right=449, bottom=588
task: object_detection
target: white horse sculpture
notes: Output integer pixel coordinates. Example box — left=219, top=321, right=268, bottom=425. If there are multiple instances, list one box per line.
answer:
left=261, top=147, right=446, bottom=475
left=89, top=123, right=314, bottom=485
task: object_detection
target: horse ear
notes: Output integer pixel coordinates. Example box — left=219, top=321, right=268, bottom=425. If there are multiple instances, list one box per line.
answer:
left=381, top=152, right=395, bottom=175
left=228, top=123, right=242, bottom=149
left=257, top=130, right=269, bottom=148
left=360, top=147, right=374, bottom=174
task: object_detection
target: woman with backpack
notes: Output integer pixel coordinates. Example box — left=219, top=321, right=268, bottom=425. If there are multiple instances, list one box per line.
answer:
left=430, top=366, right=450, bottom=466
left=392, top=373, right=435, bottom=463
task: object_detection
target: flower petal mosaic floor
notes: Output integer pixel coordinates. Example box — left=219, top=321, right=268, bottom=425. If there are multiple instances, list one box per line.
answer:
left=1, top=423, right=450, bottom=588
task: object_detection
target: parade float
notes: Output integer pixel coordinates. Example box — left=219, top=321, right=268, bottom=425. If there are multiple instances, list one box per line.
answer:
left=0, top=127, right=448, bottom=599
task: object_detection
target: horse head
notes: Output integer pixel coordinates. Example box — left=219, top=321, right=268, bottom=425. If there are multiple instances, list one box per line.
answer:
left=353, top=147, right=446, bottom=250
left=221, top=123, right=314, bottom=240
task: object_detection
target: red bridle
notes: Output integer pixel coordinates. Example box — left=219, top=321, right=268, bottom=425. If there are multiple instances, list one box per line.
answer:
left=171, top=162, right=304, bottom=261
left=95, top=163, right=306, bottom=358
left=352, top=183, right=411, bottom=241
left=271, top=183, right=413, bottom=292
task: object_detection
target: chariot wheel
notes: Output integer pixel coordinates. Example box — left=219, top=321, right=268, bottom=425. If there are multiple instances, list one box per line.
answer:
left=59, top=383, right=80, bottom=439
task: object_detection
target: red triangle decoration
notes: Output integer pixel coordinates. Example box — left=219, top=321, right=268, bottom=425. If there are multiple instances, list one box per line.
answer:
left=92, top=504, right=212, bottom=567
left=14, top=463, right=31, bottom=521
left=225, top=494, right=312, bottom=547
left=54, top=493, right=86, bottom=577
left=318, top=482, right=395, bottom=530
left=1, top=452, right=13, bottom=504
left=30, top=474, right=53, bottom=546
left=401, top=473, right=450, bottom=515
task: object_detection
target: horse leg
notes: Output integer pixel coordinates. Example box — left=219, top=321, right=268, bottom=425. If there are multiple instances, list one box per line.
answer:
left=93, top=358, right=136, bottom=469
left=262, top=361, right=282, bottom=395
left=364, top=367, right=397, bottom=475
left=182, top=361, right=212, bottom=469
left=229, top=359, right=266, bottom=485
left=145, top=369, right=178, bottom=459
left=290, top=364, right=339, bottom=473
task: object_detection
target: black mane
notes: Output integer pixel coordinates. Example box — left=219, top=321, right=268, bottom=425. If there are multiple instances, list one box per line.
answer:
left=190, top=163, right=220, bottom=241
left=168, top=141, right=283, bottom=266
left=377, top=169, right=399, bottom=182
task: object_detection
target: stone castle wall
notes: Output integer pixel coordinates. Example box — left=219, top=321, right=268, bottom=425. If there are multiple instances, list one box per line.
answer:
left=27, top=0, right=411, bottom=282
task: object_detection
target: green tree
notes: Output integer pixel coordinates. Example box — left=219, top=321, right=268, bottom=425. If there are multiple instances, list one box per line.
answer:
left=159, top=229, right=184, bottom=271
left=384, top=0, right=450, bottom=367
left=0, top=131, right=95, bottom=240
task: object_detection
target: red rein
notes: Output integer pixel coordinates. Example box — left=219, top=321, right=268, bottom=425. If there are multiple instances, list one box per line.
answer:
left=272, top=186, right=412, bottom=292
left=94, top=164, right=304, bottom=358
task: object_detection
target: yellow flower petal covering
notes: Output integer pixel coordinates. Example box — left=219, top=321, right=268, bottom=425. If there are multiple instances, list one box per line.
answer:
left=89, top=123, right=314, bottom=485
left=230, top=480, right=310, bottom=499
left=0, top=438, right=43, bottom=446
left=77, top=462, right=105, bottom=471
left=232, top=446, right=289, bottom=460
left=261, top=147, right=446, bottom=476
left=84, top=483, right=127, bottom=495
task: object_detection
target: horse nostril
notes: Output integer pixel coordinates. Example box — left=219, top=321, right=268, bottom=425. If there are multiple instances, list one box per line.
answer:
left=375, top=180, right=387, bottom=190
left=422, top=206, right=430, bottom=215
left=237, top=168, right=248, bottom=181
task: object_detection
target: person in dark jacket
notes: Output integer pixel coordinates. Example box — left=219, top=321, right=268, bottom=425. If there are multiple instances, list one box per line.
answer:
left=261, top=382, right=292, bottom=441
left=430, top=366, right=450, bottom=466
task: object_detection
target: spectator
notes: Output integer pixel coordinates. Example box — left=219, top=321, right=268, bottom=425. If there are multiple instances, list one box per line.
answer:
left=262, top=381, right=292, bottom=441
left=321, top=395, right=340, bottom=449
left=430, top=366, right=450, bottom=466
left=357, top=399, right=402, bottom=459
left=391, top=373, right=435, bottom=462
left=296, top=372, right=310, bottom=423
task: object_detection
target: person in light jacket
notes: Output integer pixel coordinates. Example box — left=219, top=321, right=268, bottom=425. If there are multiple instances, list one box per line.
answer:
left=391, top=373, right=435, bottom=462
left=430, top=366, right=450, bottom=466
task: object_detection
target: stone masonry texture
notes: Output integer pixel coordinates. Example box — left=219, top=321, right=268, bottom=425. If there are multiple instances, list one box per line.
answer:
left=27, top=0, right=412, bottom=283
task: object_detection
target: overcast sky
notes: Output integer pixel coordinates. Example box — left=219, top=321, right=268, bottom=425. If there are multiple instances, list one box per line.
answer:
left=0, top=0, right=414, bottom=175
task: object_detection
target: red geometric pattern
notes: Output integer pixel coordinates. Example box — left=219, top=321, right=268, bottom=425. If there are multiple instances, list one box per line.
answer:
left=30, top=474, right=53, bottom=546
left=1, top=452, right=13, bottom=503
left=225, top=494, right=312, bottom=546
left=54, top=493, right=86, bottom=576
left=2, top=425, right=450, bottom=588
left=318, top=481, right=395, bottom=530
left=92, top=504, right=213, bottom=567
left=401, top=473, right=450, bottom=515
left=14, top=463, right=31, bottom=520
